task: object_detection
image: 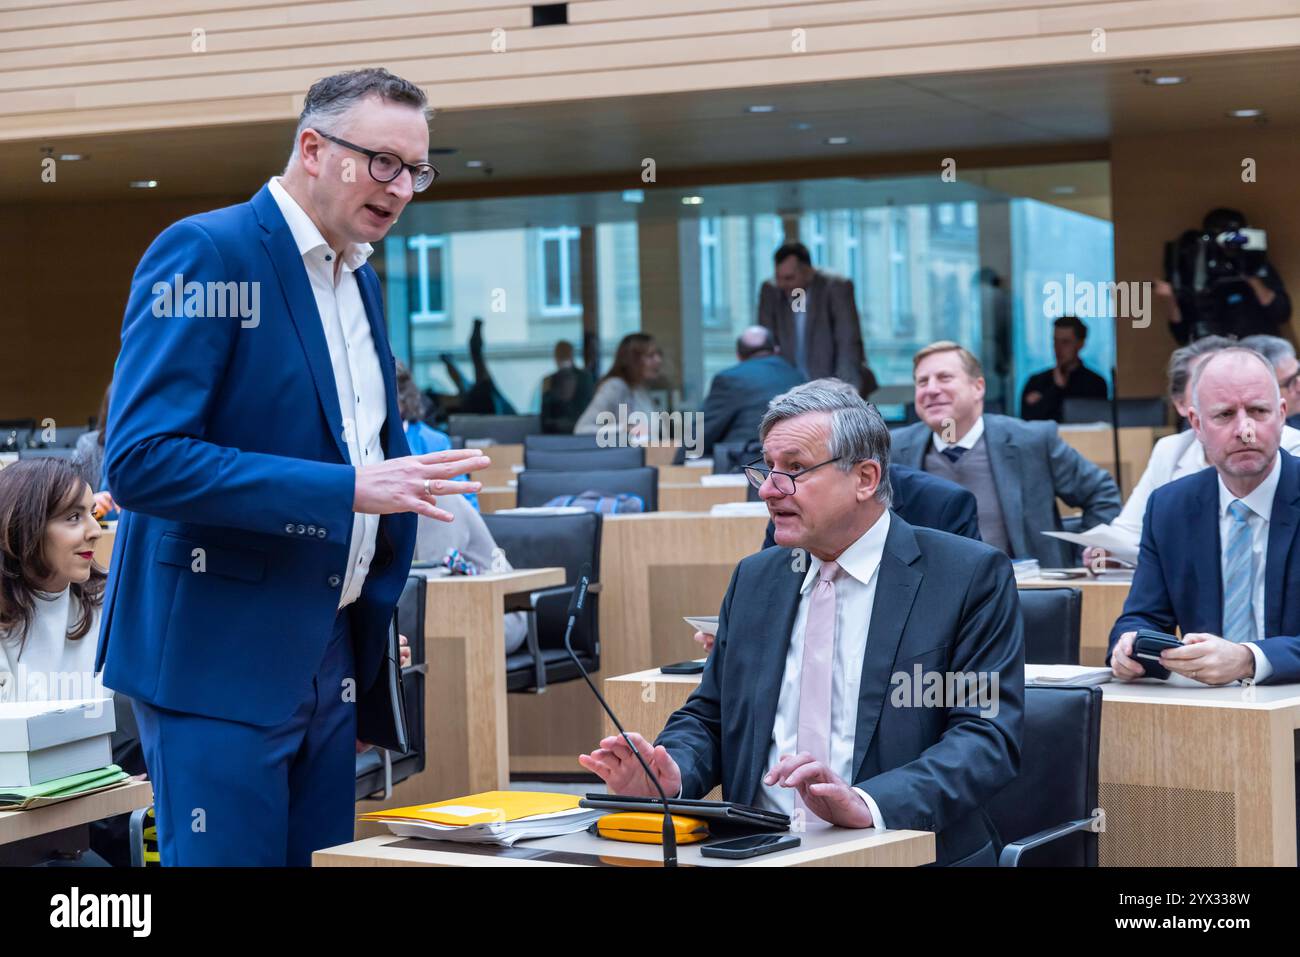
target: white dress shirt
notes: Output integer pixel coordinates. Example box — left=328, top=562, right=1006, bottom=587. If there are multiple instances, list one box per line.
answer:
left=757, top=512, right=891, bottom=828
left=930, top=414, right=985, bottom=453
left=267, top=177, right=386, bottom=609
left=1112, top=426, right=1300, bottom=553
left=1213, top=452, right=1281, bottom=684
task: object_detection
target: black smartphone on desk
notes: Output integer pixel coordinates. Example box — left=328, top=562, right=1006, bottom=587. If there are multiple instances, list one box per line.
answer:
left=700, top=834, right=800, bottom=859
left=1133, top=629, right=1182, bottom=679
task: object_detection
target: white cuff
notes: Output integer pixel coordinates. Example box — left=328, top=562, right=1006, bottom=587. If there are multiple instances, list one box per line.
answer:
left=1247, top=642, right=1274, bottom=683
left=851, top=787, right=886, bottom=830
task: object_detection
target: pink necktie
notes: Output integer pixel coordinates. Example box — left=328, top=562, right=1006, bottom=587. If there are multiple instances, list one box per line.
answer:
left=797, top=560, right=839, bottom=784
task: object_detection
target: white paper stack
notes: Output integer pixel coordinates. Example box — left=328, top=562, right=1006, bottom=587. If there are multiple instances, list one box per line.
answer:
left=700, top=474, right=749, bottom=487
left=709, top=501, right=769, bottom=517
left=385, top=807, right=604, bottom=846
left=1042, top=525, right=1140, bottom=562
left=1026, top=665, right=1113, bottom=687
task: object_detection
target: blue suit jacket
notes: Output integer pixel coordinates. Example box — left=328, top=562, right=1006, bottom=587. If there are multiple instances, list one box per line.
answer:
left=890, top=414, right=1121, bottom=566
left=659, top=517, right=1024, bottom=866
left=698, top=355, right=806, bottom=457
left=1109, top=452, right=1300, bottom=684
left=761, top=464, right=981, bottom=548
left=97, top=185, right=417, bottom=726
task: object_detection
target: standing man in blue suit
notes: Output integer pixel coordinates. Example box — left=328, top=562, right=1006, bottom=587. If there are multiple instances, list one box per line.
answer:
left=581, top=382, right=1023, bottom=865
left=1110, top=347, right=1300, bottom=686
left=98, top=69, right=489, bottom=866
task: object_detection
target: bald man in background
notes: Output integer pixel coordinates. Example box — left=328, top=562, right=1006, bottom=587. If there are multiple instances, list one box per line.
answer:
left=688, top=326, right=806, bottom=461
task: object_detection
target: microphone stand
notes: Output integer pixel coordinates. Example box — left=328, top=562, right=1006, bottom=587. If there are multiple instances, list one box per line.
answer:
left=562, top=566, right=677, bottom=867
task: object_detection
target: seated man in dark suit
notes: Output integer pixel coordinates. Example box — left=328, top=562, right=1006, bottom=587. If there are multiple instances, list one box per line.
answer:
left=580, top=380, right=1024, bottom=865
left=1020, top=315, right=1108, bottom=422
left=677, top=326, right=805, bottom=463
left=1110, top=347, right=1300, bottom=685
left=760, top=462, right=981, bottom=549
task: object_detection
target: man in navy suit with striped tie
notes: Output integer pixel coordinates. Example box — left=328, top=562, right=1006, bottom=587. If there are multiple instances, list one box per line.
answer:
left=1110, top=346, right=1300, bottom=685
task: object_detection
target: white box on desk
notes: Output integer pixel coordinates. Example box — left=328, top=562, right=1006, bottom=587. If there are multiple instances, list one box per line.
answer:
left=0, top=698, right=116, bottom=787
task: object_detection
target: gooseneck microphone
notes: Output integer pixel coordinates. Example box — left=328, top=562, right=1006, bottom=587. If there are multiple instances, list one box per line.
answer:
left=562, top=562, right=678, bottom=867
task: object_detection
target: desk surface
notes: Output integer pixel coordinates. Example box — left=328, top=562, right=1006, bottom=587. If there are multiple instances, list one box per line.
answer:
left=0, top=780, right=153, bottom=846
left=317, top=822, right=934, bottom=867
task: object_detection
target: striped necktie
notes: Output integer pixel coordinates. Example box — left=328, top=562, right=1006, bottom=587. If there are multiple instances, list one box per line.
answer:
left=1222, top=499, right=1256, bottom=645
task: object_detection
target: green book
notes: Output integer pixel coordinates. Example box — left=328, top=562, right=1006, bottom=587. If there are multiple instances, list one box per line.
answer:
left=0, top=764, right=127, bottom=804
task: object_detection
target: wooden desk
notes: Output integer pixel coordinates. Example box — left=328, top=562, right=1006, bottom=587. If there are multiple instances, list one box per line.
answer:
left=1018, top=575, right=1131, bottom=665
left=316, top=822, right=934, bottom=867
left=356, top=567, right=565, bottom=828
left=1024, top=667, right=1300, bottom=867
left=0, top=780, right=153, bottom=847
left=1059, top=426, right=1169, bottom=493
left=658, top=484, right=747, bottom=511
left=657, top=464, right=706, bottom=484
left=509, top=512, right=768, bottom=774
left=478, top=485, right=517, bottom=513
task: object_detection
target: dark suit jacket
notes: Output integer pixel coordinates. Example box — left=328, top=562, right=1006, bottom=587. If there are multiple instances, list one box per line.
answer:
left=1109, top=452, right=1300, bottom=683
left=890, top=414, right=1121, bottom=567
left=695, top=355, right=805, bottom=459
left=761, top=464, right=981, bottom=548
left=1020, top=363, right=1109, bottom=422
left=757, top=270, right=865, bottom=389
left=658, top=517, right=1024, bottom=866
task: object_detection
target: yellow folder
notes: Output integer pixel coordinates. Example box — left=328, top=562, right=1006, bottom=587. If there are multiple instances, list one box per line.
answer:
left=357, top=790, right=581, bottom=827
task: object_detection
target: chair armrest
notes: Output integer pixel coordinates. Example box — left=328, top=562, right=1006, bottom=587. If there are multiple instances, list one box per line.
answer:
left=998, top=808, right=1105, bottom=867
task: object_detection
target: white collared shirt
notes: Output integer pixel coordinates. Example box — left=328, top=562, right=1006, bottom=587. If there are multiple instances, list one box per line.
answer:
left=931, top=414, right=985, bottom=454
left=267, top=177, right=386, bottom=609
left=1215, top=452, right=1281, bottom=683
left=758, top=512, right=891, bottom=828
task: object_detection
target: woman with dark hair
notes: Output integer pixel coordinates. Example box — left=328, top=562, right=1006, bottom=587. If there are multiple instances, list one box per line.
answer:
left=573, top=332, right=663, bottom=436
left=0, top=458, right=106, bottom=703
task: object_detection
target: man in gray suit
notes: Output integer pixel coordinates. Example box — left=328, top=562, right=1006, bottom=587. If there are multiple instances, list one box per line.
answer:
left=757, top=243, right=869, bottom=393
left=891, top=341, right=1120, bottom=568
left=581, top=381, right=1024, bottom=866
left=693, top=326, right=805, bottom=459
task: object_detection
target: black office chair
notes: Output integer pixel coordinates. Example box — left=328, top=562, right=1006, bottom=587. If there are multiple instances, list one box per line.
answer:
left=524, top=446, right=645, bottom=471
left=1061, top=396, right=1167, bottom=427
left=524, top=434, right=603, bottom=453
left=445, top=414, right=540, bottom=445
left=1017, top=586, right=1082, bottom=665
left=482, top=512, right=602, bottom=693
left=986, top=684, right=1103, bottom=866
left=355, top=574, right=427, bottom=802
left=712, top=440, right=762, bottom=475
left=515, top=466, right=658, bottom=511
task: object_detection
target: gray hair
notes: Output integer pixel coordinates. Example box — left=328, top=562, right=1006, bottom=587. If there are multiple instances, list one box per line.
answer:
left=1189, top=346, right=1281, bottom=414
left=759, top=378, right=893, bottom=507
left=1239, top=334, right=1296, bottom=372
left=289, top=68, right=429, bottom=167
left=1167, top=335, right=1234, bottom=400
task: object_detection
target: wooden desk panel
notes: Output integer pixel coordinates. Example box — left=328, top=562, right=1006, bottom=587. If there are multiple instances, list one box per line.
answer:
left=605, top=668, right=721, bottom=801
left=317, top=823, right=934, bottom=867
left=0, top=781, right=153, bottom=846
left=657, top=484, right=747, bottom=512
left=1018, top=576, right=1131, bottom=665
left=478, top=486, right=517, bottom=513
left=508, top=512, right=768, bottom=774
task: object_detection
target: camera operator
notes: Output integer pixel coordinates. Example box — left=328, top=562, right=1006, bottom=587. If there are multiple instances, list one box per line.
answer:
left=1160, top=207, right=1291, bottom=344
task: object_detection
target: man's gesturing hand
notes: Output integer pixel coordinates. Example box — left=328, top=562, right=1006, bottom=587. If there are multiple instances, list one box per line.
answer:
left=578, top=732, right=682, bottom=798
left=354, top=448, right=490, bottom=522
left=765, top=753, right=875, bottom=827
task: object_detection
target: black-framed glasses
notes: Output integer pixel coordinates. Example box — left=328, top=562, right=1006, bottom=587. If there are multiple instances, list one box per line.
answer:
left=743, top=456, right=842, bottom=495
left=316, top=131, right=439, bottom=192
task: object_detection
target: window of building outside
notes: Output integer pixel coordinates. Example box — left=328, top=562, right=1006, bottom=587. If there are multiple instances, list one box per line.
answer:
left=538, top=226, right=582, bottom=316
left=406, top=234, right=447, bottom=323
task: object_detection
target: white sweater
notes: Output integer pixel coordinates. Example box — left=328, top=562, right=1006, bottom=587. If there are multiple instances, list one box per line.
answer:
left=0, top=587, right=106, bottom=703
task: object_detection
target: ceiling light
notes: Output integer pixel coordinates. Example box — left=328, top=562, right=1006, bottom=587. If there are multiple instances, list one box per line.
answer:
left=825, top=136, right=850, bottom=145
left=680, top=196, right=703, bottom=206
left=58, top=153, right=86, bottom=161
left=1227, top=108, right=1263, bottom=118
left=622, top=189, right=644, bottom=203
left=746, top=105, right=776, bottom=114
left=465, top=160, right=485, bottom=168
left=1142, top=75, right=1185, bottom=86
left=128, top=180, right=158, bottom=189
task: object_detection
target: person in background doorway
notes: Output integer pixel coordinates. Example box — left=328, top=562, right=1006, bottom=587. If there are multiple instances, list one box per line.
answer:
left=1020, top=316, right=1108, bottom=422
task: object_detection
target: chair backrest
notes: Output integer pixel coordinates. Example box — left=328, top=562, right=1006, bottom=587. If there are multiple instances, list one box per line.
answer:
left=445, top=414, right=540, bottom=446
left=712, top=440, right=762, bottom=475
left=1061, top=396, right=1167, bottom=427
left=1017, top=586, right=1082, bottom=665
left=516, top=467, right=658, bottom=511
left=985, top=685, right=1102, bottom=866
left=524, top=434, right=603, bottom=453
left=482, top=511, right=603, bottom=584
left=524, top=446, right=645, bottom=471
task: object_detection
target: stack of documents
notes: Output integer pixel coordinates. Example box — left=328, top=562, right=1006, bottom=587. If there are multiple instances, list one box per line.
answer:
left=1026, top=665, right=1113, bottom=687
left=1011, top=558, right=1041, bottom=581
left=1042, top=525, right=1139, bottom=563
left=0, top=764, right=129, bottom=810
left=358, top=790, right=604, bottom=846
left=709, top=501, right=768, bottom=517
